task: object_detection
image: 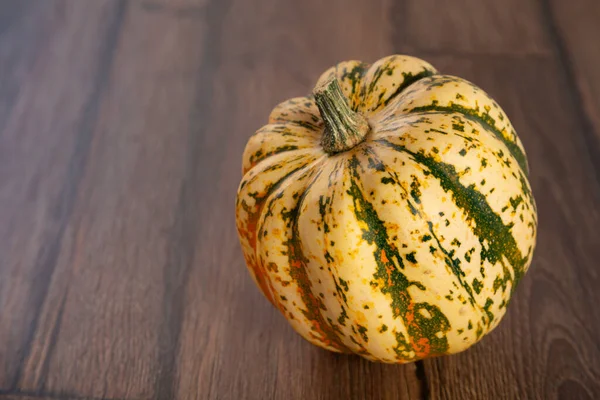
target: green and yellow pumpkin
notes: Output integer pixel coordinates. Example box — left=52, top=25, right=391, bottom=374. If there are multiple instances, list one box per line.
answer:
left=236, top=55, right=537, bottom=363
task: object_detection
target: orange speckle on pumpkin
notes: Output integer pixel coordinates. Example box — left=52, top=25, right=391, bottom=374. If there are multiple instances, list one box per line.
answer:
left=382, top=250, right=395, bottom=286
left=413, top=337, right=431, bottom=358
left=381, top=249, right=389, bottom=263
left=290, top=259, right=302, bottom=269
left=405, top=303, right=416, bottom=325
left=386, top=266, right=394, bottom=287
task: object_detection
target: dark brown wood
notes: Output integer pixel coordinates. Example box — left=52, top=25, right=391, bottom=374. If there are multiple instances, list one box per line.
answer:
left=0, top=0, right=126, bottom=390
left=401, top=0, right=553, bottom=55
left=0, top=393, right=117, bottom=400
left=0, top=0, right=599, bottom=399
left=0, top=396, right=78, bottom=400
left=544, top=0, right=600, bottom=186
left=15, top=1, right=210, bottom=398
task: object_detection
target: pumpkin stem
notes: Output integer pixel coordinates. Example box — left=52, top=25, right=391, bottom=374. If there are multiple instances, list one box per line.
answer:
left=313, top=76, right=370, bottom=154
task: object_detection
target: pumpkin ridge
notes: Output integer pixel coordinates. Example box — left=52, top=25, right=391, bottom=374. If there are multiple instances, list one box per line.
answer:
left=281, top=163, right=352, bottom=352
left=365, top=146, right=479, bottom=309
left=257, top=122, right=321, bottom=138
left=237, top=153, right=323, bottom=306
left=255, top=156, right=326, bottom=240
left=379, top=69, right=436, bottom=109
left=244, top=125, right=321, bottom=172
left=320, top=161, right=349, bottom=304
left=358, top=55, right=437, bottom=114
left=407, top=103, right=529, bottom=176
left=268, top=96, right=322, bottom=132
left=316, top=159, right=379, bottom=356
left=425, top=221, right=477, bottom=305
left=337, top=62, right=369, bottom=109
left=347, top=155, right=452, bottom=360
left=376, top=139, right=530, bottom=285
left=281, top=119, right=322, bottom=132
left=239, top=150, right=318, bottom=191
left=518, top=169, right=538, bottom=216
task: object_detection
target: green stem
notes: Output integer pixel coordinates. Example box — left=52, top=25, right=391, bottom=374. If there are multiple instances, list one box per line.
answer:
left=313, top=77, right=370, bottom=154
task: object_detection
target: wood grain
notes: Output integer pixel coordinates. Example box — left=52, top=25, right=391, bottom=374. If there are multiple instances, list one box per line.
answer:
left=544, top=0, right=600, bottom=184
left=0, top=0, right=599, bottom=399
left=0, top=396, right=79, bottom=400
left=0, top=0, right=126, bottom=390
left=0, top=393, right=118, bottom=400
left=15, top=2, right=210, bottom=398
left=402, top=0, right=553, bottom=55
left=139, top=0, right=208, bottom=7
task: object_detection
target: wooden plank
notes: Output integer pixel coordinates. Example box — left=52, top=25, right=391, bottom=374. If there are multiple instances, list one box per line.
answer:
left=0, top=393, right=115, bottom=400
left=401, top=0, right=553, bottom=55
left=137, top=0, right=208, bottom=16
left=169, top=0, right=423, bottom=399
left=412, top=54, right=600, bottom=399
left=0, top=0, right=125, bottom=390
left=544, top=0, right=600, bottom=182
left=0, top=397, right=46, bottom=400
left=139, top=0, right=208, bottom=7
left=0, top=396, right=78, bottom=400
left=15, top=2, right=209, bottom=398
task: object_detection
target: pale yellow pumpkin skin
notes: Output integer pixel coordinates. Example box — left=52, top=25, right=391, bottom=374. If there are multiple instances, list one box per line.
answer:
left=236, top=55, right=537, bottom=363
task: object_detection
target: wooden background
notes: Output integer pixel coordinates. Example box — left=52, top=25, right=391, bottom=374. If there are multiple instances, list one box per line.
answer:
left=1, top=0, right=599, bottom=399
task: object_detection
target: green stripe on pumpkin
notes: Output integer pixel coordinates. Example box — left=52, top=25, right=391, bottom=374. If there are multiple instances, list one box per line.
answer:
left=238, top=155, right=319, bottom=306
left=376, top=139, right=529, bottom=286
left=380, top=70, right=436, bottom=108
left=338, top=62, right=368, bottom=108
left=405, top=103, right=529, bottom=176
left=248, top=145, right=300, bottom=167
left=347, top=155, right=450, bottom=360
left=364, top=147, right=477, bottom=306
left=278, top=167, right=351, bottom=352
left=426, top=221, right=476, bottom=306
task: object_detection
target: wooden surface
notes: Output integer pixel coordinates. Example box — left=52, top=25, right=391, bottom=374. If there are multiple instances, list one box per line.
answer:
left=1, top=0, right=599, bottom=399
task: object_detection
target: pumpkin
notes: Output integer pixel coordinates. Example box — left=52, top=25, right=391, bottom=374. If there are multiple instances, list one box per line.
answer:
left=235, top=55, right=537, bottom=363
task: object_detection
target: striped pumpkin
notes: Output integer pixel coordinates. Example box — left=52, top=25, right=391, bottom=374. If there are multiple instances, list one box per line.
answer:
left=236, top=55, right=537, bottom=363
